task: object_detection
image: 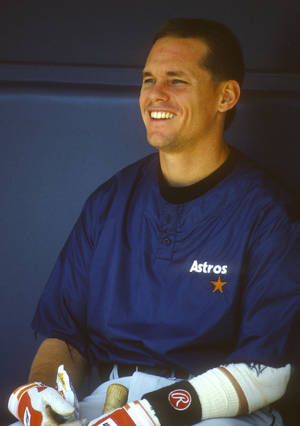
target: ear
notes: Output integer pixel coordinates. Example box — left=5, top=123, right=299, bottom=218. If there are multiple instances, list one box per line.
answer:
left=217, top=80, right=240, bottom=112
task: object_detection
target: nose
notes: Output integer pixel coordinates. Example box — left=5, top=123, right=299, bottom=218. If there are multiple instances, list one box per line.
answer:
left=147, top=81, right=169, bottom=103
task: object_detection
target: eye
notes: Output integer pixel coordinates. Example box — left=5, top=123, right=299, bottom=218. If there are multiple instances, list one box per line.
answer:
left=142, top=77, right=155, bottom=85
left=171, top=79, right=187, bottom=85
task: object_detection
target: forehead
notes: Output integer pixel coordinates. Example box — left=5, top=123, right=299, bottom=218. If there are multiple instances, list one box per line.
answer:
left=144, top=37, right=209, bottom=72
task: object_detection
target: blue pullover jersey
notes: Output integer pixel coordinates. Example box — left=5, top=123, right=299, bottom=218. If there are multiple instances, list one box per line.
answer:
left=32, top=148, right=300, bottom=374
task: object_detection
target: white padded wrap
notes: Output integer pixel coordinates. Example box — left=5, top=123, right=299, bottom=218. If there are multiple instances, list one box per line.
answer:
left=190, top=367, right=240, bottom=419
left=221, top=363, right=291, bottom=413
left=190, top=363, right=291, bottom=420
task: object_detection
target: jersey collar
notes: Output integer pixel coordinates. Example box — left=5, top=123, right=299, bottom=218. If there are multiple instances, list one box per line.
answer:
left=158, top=146, right=240, bottom=204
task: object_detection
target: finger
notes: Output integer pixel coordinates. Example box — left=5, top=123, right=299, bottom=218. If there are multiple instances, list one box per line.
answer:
left=43, top=388, right=75, bottom=417
left=45, top=405, right=73, bottom=424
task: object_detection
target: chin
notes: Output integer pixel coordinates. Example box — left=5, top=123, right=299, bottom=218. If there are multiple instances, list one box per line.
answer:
left=148, top=139, right=185, bottom=154
left=148, top=139, right=173, bottom=151
left=147, top=132, right=177, bottom=150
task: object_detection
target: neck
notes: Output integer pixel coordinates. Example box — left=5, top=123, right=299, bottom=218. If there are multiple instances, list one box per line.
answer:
left=159, top=139, right=230, bottom=187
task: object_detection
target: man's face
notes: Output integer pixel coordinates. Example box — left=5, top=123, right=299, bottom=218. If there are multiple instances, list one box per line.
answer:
left=139, top=37, right=223, bottom=153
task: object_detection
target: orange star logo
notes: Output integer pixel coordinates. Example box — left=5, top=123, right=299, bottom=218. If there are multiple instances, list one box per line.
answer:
left=211, top=276, right=227, bottom=293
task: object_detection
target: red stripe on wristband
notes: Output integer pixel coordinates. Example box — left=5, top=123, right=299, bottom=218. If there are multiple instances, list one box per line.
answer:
left=92, top=407, right=136, bottom=426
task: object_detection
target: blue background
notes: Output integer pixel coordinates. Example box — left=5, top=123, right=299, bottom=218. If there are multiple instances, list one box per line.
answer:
left=1, top=0, right=299, bottom=423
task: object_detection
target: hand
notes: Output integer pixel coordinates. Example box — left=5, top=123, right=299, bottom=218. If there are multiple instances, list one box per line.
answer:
left=88, top=399, right=160, bottom=426
left=88, top=380, right=202, bottom=426
left=8, top=382, right=82, bottom=425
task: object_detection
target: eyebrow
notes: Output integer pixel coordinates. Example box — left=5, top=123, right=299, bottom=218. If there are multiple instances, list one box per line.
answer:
left=142, top=70, right=188, bottom=78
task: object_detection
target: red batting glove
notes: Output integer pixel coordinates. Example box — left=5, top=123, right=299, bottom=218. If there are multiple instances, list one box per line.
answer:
left=8, top=382, right=81, bottom=425
left=87, top=399, right=160, bottom=426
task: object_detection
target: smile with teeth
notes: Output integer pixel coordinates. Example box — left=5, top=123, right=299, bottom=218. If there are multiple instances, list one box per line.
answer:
left=150, top=111, right=175, bottom=119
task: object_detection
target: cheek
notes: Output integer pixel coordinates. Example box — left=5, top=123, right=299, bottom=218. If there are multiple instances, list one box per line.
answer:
left=193, top=94, right=216, bottom=119
left=138, top=95, right=143, bottom=112
left=140, top=92, right=150, bottom=114
left=139, top=97, right=146, bottom=121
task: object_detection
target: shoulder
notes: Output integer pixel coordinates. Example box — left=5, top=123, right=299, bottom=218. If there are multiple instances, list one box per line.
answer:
left=89, top=153, right=157, bottom=200
left=79, top=153, right=158, bottom=218
left=225, top=149, right=300, bottom=255
left=229, top=148, right=299, bottom=224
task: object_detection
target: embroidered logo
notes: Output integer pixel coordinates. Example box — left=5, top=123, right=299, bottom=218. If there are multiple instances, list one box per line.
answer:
left=211, top=276, right=227, bottom=293
left=189, top=260, right=228, bottom=275
left=168, top=389, right=192, bottom=411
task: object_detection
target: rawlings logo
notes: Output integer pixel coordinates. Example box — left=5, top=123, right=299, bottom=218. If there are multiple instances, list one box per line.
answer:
left=168, top=389, right=192, bottom=411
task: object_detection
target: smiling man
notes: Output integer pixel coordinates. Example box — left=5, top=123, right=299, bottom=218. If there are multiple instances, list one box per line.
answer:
left=8, top=18, right=300, bottom=426
left=139, top=35, right=238, bottom=186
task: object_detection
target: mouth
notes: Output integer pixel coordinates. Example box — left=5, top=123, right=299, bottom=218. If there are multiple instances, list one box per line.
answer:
left=149, top=111, right=175, bottom=120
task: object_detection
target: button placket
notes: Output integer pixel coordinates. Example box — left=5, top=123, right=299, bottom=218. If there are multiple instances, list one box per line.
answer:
left=162, top=237, right=171, bottom=246
left=156, top=203, right=182, bottom=260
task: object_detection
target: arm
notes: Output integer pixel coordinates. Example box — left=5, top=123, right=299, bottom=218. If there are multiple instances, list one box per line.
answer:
left=28, top=337, right=89, bottom=391
left=8, top=338, right=89, bottom=425
left=87, top=363, right=291, bottom=426
left=141, top=363, right=291, bottom=424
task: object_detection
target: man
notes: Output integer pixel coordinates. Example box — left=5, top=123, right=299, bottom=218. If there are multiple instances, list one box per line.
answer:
left=8, top=18, right=300, bottom=426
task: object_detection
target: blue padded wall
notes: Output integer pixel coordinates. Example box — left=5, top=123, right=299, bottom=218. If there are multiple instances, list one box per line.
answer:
left=1, top=81, right=299, bottom=425
left=1, top=1, right=299, bottom=424
left=0, top=85, right=153, bottom=423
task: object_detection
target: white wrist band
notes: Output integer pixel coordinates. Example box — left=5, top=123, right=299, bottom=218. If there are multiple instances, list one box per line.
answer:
left=221, top=363, right=291, bottom=413
left=190, top=363, right=291, bottom=419
left=190, top=367, right=240, bottom=419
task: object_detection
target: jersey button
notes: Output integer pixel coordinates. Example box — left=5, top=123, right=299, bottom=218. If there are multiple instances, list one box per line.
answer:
left=162, top=237, right=171, bottom=246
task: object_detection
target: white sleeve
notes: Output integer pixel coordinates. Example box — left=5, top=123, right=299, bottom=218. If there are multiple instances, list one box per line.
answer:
left=189, top=363, right=291, bottom=420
